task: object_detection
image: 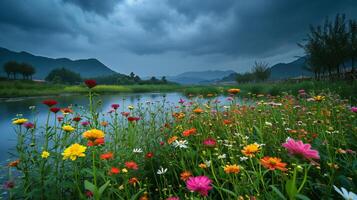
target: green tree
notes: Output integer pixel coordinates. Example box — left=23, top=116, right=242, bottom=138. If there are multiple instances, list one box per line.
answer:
left=252, top=62, right=271, bottom=82
left=45, top=68, right=81, bottom=84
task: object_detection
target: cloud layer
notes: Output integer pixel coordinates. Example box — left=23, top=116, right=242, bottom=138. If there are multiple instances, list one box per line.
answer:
left=0, top=0, right=356, bottom=76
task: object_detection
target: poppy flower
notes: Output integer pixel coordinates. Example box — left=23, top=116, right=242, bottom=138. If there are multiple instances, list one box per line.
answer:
left=111, top=104, right=120, bottom=110
left=43, top=99, right=57, bottom=107
left=84, top=79, right=97, bottom=88
left=193, top=108, right=204, bottom=114
left=128, top=117, right=140, bottom=122
left=87, top=137, right=105, bottom=146
left=145, top=152, right=154, bottom=158
left=182, top=128, right=196, bottom=137
left=61, top=108, right=73, bottom=114
left=100, top=152, right=114, bottom=160
left=109, top=167, right=120, bottom=175
left=23, top=122, right=35, bottom=129
left=50, top=107, right=61, bottom=113
left=57, top=116, right=64, bottom=122
left=125, top=161, right=138, bottom=170
left=72, top=116, right=81, bottom=122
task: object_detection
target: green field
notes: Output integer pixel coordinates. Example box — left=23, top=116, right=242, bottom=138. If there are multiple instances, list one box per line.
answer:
left=0, top=80, right=356, bottom=103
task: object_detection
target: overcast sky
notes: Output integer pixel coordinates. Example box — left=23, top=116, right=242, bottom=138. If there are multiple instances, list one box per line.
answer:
left=0, top=0, right=356, bottom=76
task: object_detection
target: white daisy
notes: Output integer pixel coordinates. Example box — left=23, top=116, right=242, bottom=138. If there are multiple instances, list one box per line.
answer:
left=157, top=167, right=168, bottom=175
left=133, top=148, right=143, bottom=153
left=333, top=185, right=357, bottom=200
left=173, top=140, right=188, bottom=149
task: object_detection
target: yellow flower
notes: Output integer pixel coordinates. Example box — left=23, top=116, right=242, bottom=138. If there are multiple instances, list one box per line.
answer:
left=62, top=125, right=75, bottom=132
left=12, top=118, right=28, bottom=125
left=313, top=95, right=325, bottom=102
left=241, top=143, right=260, bottom=157
left=128, top=105, right=134, bottom=110
left=122, top=168, right=128, bottom=173
left=83, top=129, right=105, bottom=141
left=41, top=151, right=50, bottom=159
left=224, top=164, right=240, bottom=174
left=62, top=143, right=86, bottom=161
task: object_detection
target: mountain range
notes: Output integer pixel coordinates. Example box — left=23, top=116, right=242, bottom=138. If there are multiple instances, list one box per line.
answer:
left=0, top=47, right=116, bottom=79
left=166, top=70, right=236, bottom=84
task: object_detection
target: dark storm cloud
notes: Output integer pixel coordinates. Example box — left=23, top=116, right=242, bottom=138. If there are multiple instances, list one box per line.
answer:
left=0, top=0, right=356, bottom=75
left=62, top=0, right=119, bottom=16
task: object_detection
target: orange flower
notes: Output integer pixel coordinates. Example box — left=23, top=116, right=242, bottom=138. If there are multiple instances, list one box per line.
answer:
left=182, top=128, right=197, bottom=137
left=167, top=136, right=178, bottom=144
left=180, top=171, right=192, bottom=181
left=8, top=160, right=20, bottom=167
left=224, top=164, right=240, bottom=174
left=101, top=121, right=109, bottom=127
left=223, top=119, right=232, bottom=125
left=193, top=108, right=204, bottom=114
left=100, top=152, right=113, bottom=160
left=228, top=88, right=240, bottom=94
left=241, top=143, right=260, bottom=157
left=173, top=112, right=185, bottom=119
left=129, top=177, right=139, bottom=186
left=139, top=192, right=149, bottom=200
left=109, top=167, right=120, bottom=175
left=260, top=157, right=287, bottom=171
left=198, top=163, right=207, bottom=169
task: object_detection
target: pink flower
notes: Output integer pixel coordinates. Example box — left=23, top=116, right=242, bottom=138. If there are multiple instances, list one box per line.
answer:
left=166, top=197, right=180, bottom=200
left=282, top=138, right=320, bottom=160
left=178, top=98, right=185, bottom=104
left=203, top=138, right=216, bottom=147
left=186, top=176, right=213, bottom=196
left=351, top=107, right=357, bottom=113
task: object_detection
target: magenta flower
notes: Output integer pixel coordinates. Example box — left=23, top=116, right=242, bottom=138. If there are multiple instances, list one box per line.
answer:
left=23, top=122, right=35, bottom=129
left=178, top=98, right=185, bottom=104
left=186, top=176, right=213, bottom=196
left=203, top=138, right=217, bottom=147
left=81, top=121, right=90, bottom=126
left=111, top=104, right=120, bottom=110
left=282, top=138, right=320, bottom=160
left=351, top=107, right=357, bottom=113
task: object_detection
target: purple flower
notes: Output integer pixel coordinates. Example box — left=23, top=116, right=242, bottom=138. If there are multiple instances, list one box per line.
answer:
left=186, top=176, right=213, bottom=196
left=4, top=181, right=15, bottom=189
left=178, top=98, right=185, bottom=104
left=111, top=104, right=120, bottom=110
left=81, top=121, right=90, bottom=126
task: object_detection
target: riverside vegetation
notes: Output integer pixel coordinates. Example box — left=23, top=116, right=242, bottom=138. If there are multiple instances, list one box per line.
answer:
left=3, top=80, right=357, bottom=200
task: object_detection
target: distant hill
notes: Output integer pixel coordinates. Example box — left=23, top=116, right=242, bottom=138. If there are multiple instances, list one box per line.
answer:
left=217, top=56, right=312, bottom=84
left=167, top=70, right=236, bottom=84
left=269, top=56, right=312, bottom=80
left=0, top=47, right=117, bottom=79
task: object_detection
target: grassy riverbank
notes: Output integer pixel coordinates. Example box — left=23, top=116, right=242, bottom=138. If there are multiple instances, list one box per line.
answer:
left=0, top=80, right=356, bottom=102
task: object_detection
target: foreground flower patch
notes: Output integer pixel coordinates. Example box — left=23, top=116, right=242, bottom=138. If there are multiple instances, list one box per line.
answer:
left=4, top=85, right=357, bottom=200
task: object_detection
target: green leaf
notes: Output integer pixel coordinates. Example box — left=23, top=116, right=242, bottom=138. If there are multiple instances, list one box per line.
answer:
left=285, top=179, right=297, bottom=200
left=270, top=185, right=287, bottom=200
left=84, top=180, right=97, bottom=193
left=130, top=188, right=146, bottom=200
left=213, top=185, right=238, bottom=198
left=98, top=181, right=110, bottom=197
left=296, top=194, right=310, bottom=200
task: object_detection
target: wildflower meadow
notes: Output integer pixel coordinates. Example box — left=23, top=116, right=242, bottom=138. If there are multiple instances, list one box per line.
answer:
left=4, top=80, right=357, bottom=200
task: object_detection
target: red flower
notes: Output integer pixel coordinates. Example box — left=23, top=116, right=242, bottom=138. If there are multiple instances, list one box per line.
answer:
left=128, top=117, right=140, bottom=122
left=145, top=152, right=154, bottom=159
left=50, top=107, right=61, bottom=113
left=4, top=181, right=15, bottom=189
left=84, top=80, right=97, bottom=88
left=203, top=138, right=217, bottom=147
left=182, top=128, right=196, bottom=137
left=85, top=190, right=93, bottom=198
left=43, top=99, right=57, bottom=107
left=100, top=152, right=113, bottom=160
left=125, top=161, right=138, bottom=170
left=111, top=104, right=120, bottom=110
left=23, top=122, right=35, bottom=129
left=160, top=141, right=165, bottom=146
left=73, top=116, right=81, bottom=122
left=87, top=137, right=105, bottom=146
left=110, top=167, right=120, bottom=175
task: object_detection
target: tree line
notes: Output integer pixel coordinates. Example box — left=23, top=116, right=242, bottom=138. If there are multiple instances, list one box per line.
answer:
left=3, top=61, right=36, bottom=80
left=300, top=14, right=357, bottom=80
left=235, top=62, right=271, bottom=83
